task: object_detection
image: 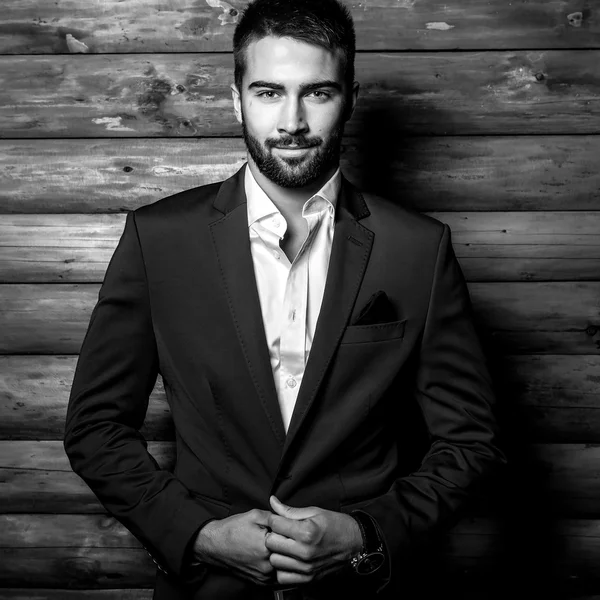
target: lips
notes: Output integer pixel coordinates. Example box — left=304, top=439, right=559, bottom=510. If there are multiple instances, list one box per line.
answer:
left=273, top=144, right=316, bottom=150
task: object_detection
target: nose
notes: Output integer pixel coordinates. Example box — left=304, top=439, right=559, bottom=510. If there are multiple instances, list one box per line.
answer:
left=277, top=96, right=308, bottom=135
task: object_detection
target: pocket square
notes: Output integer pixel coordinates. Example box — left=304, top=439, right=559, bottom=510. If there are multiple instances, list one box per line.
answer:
left=352, top=290, right=396, bottom=326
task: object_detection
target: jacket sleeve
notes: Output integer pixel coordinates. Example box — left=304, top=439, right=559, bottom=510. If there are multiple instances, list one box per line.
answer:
left=63, top=210, right=214, bottom=580
left=359, top=223, right=507, bottom=589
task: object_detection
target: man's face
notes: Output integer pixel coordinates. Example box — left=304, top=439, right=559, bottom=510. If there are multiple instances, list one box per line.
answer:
left=232, top=36, right=358, bottom=188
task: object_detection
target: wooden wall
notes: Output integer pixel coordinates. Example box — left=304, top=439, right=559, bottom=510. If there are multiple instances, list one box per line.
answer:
left=1, top=1, right=599, bottom=598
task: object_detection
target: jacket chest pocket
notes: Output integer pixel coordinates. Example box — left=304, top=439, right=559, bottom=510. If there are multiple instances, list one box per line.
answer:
left=340, top=319, right=407, bottom=345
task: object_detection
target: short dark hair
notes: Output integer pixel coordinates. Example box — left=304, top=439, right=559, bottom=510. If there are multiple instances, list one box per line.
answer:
left=233, top=0, right=356, bottom=91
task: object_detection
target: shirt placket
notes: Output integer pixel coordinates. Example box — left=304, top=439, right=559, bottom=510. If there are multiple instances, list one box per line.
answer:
left=278, top=212, right=321, bottom=431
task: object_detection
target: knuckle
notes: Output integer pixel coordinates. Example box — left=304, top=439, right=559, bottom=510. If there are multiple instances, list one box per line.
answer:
left=259, top=561, right=273, bottom=575
left=299, top=544, right=314, bottom=561
left=300, top=527, right=315, bottom=545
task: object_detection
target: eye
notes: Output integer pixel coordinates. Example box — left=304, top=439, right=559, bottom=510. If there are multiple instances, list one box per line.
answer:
left=307, top=90, right=331, bottom=101
left=257, top=90, right=280, bottom=99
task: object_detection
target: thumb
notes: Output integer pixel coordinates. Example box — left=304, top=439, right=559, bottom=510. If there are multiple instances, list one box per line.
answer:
left=269, top=495, right=314, bottom=520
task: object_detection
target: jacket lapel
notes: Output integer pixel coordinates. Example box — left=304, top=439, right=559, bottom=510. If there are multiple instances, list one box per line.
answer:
left=209, top=166, right=286, bottom=448
left=282, top=178, right=374, bottom=456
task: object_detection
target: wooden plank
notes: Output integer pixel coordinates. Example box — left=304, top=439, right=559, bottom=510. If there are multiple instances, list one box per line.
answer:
left=499, top=355, right=600, bottom=443
left=2, top=355, right=598, bottom=442
left=0, top=592, right=594, bottom=600
left=0, top=591, right=152, bottom=600
left=1, top=0, right=598, bottom=54
left=0, top=548, right=152, bottom=588
left=500, top=355, right=600, bottom=409
left=467, top=282, right=600, bottom=355
left=1, top=441, right=599, bottom=515
left=0, top=214, right=122, bottom=283
left=2, top=136, right=599, bottom=213
left=0, top=592, right=152, bottom=600
left=0, top=356, right=172, bottom=441
left=435, top=212, right=600, bottom=282
left=1, top=52, right=599, bottom=138
left=0, top=514, right=599, bottom=586
left=1, top=283, right=599, bottom=355
left=3, top=212, right=600, bottom=283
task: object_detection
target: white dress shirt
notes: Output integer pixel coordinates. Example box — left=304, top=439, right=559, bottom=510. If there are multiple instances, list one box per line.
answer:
left=245, top=164, right=340, bottom=433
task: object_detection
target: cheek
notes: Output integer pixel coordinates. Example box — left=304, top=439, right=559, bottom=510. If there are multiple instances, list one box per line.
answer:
left=243, top=100, right=278, bottom=133
left=308, top=105, right=345, bottom=135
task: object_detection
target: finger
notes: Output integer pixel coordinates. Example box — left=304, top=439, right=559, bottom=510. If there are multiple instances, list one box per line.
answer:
left=276, top=569, right=314, bottom=585
left=270, top=552, right=327, bottom=574
left=265, top=531, right=308, bottom=560
left=249, top=508, right=272, bottom=526
left=270, top=496, right=316, bottom=520
left=268, top=513, right=314, bottom=542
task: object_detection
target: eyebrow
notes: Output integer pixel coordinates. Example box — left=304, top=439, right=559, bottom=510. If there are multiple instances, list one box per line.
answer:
left=248, top=80, right=342, bottom=93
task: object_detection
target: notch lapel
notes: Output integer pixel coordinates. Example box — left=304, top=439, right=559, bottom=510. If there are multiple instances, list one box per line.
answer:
left=282, top=180, right=374, bottom=456
left=209, top=168, right=286, bottom=448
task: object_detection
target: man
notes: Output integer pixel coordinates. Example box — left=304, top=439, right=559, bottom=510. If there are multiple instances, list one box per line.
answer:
left=64, top=0, right=505, bottom=598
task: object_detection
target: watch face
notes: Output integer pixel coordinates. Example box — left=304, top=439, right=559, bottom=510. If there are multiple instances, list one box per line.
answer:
left=356, top=551, right=385, bottom=575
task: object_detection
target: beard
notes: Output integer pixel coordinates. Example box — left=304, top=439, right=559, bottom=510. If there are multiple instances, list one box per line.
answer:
left=241, top=116, right=344, bottom=189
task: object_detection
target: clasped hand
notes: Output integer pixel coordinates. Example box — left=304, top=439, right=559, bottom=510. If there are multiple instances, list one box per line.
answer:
left=193, top=495, right=362, bottom=586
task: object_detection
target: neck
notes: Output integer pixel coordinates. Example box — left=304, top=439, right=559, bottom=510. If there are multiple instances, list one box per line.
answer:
left=247, top=156, right=337, bottom=223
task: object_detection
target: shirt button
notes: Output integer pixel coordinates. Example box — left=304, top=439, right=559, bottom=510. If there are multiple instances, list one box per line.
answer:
left=286, top=378, right=297, bottom=389
left=273, top=251, right=280, bottom=259
left=272, top=218, right=281, bottom=228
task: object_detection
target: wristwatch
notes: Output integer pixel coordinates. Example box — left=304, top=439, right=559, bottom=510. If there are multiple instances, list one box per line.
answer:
left=349, top=511, right=386, bottom=575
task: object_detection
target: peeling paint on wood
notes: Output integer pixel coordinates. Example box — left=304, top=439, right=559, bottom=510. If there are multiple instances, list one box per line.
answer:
left=426, top=22, right=455, bottom=31
left=1, top=0, right=599, bottom=52
left=91, top=117, right=135, bottom=132
left=2, top=52, right=599, bottom=138
left=567, top=12, right=583, bottom=28
left=205, top=0, right=239, bottom=25
left=65, top=33, right=89, bottom=53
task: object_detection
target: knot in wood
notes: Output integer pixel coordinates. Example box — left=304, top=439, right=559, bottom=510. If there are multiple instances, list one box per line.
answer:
left=585, top=325, right=598, bottom=337
left=123, top=166, right=133, bottom=173
left=567, top=12, right=583, bottom=27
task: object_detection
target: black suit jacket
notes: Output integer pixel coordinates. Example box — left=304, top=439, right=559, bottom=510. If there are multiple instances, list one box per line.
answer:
left=64, top=165, right=505, bottom=599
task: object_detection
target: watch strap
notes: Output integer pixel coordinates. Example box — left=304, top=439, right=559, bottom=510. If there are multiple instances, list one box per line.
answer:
left=350, top=510, right=383, bottom=554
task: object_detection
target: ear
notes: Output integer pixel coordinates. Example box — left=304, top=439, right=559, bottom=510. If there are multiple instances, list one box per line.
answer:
left=344, top=81, right=360, bottom=123
left=231, top=83, right=243, bottom=125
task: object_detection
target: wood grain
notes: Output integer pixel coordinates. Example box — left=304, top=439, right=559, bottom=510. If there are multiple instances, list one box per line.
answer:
left=1, top=355, right=599, bottom=442
left=0, top=592, right=594, bottom=600
left=1, top=0, right=598, bottom=53
left=3, top=212, right=599, bottom=283
left=0, top=440, right=599, bottom=515
left=0, top=514, right=598, bottom=578
left=2, top=52, right=599, bottom=138
left=2, top=137, right=599, bottom=213
left=0, top=356, right=171, bottom=441
left=0, top=592, right=152, bottom=600
left=1, top=283, right=599, bottom=355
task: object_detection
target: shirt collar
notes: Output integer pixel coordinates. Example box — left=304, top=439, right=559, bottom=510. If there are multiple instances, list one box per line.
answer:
left=245, top=163, right=341, bottom=228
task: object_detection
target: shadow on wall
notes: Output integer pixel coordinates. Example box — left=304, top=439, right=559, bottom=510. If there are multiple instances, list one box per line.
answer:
left=343, top=88, right=454, bottom=210
left=349, top=97, right=566, bottom=600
